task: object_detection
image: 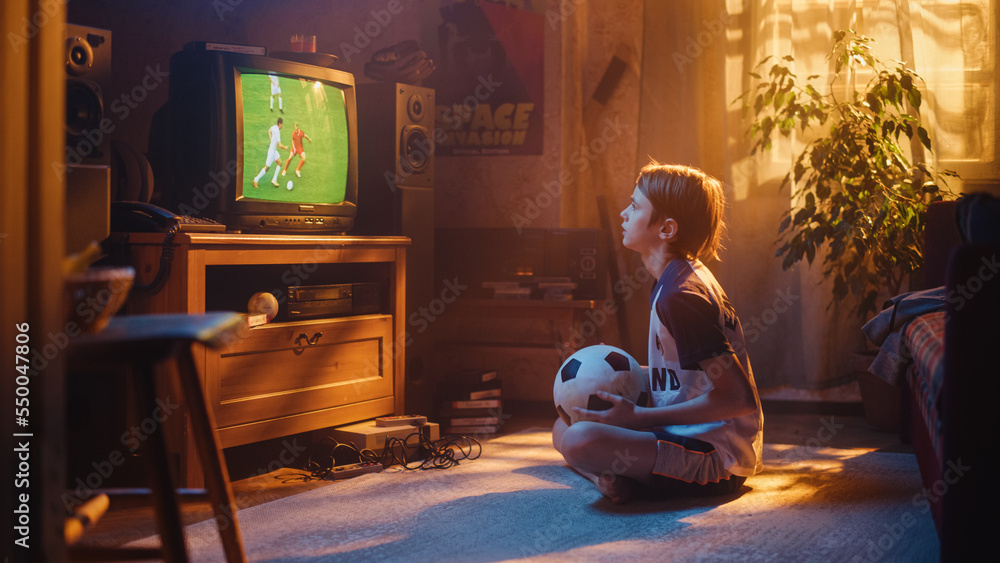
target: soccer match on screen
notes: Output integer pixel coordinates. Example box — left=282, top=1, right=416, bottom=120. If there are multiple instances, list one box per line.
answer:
left=239, top=72, right=349, bottom=205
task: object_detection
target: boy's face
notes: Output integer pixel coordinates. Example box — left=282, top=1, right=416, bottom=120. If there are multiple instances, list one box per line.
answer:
left=620, top=186, right=663, bottom=253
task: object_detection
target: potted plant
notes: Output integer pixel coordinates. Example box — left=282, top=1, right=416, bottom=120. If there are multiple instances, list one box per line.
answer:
left=737, top=29, right=957, bottom=319
left=736, top=30, right=958, bottom=430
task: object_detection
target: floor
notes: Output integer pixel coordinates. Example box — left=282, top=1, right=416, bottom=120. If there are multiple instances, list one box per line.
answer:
left=71, top=393, right=911, bottom=551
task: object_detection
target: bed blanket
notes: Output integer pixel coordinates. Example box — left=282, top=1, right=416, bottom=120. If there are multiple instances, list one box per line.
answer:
left=862, top=287, right=946, bottom=386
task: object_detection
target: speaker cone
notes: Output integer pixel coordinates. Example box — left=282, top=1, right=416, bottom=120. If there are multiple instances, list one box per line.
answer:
left=65, top=35, right=94, bottom=76
left=406, top=93, right=425, bottom=123
left=400, top=125, right=431, bottom=173
left=65, top=80, right=103, bottom=139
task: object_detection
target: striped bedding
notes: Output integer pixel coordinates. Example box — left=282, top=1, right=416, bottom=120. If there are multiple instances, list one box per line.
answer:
left=903, top=311, right=946, bottom=459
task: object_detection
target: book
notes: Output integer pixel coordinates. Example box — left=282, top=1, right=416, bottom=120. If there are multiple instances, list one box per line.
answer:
left=436, top=404, right=507, bottom=423
left=465, top=387, right=501, bottom=400
left=438, top=378, right=502, bottom=402
left=443, top=424, right=502, bottom=436
left=441, top=416, right=503, bottom=426
left=443, top=399, right=501, bottom=410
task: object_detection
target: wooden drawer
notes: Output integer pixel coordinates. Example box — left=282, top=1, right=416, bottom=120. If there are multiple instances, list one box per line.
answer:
left=211, top=315, right=394, bottom=430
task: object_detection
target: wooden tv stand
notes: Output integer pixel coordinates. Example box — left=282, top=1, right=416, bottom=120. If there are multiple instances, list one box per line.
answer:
left=120, top=232, right=408, bottom=486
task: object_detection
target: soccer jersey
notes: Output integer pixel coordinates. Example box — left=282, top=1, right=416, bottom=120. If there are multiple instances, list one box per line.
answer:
left=266, top=124, right=282, bottom=165
left=647, top=258, right=764, bottom=477
left=290, top=128, right=306, bottom=154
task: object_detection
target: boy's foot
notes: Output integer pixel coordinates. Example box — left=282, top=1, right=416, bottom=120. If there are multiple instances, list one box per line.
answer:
left=295, top=170, right=301, bottom=177
left=596, top=473, right=640, bottom=504
left=272, top=181, right=280, bottom=187
left=281, top=170, right=286, bottom=176
left=252, top=181, right=259, bottom=188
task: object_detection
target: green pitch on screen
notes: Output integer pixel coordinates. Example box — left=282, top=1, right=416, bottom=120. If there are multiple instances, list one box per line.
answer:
left=240, top=73, right=349, bottom=204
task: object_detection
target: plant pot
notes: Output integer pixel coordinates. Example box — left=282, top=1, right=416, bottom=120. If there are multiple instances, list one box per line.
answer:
left=849, top=351, right=901, bottom=433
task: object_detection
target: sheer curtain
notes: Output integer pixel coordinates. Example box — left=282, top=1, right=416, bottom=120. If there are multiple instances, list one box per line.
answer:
left=636, top=0, right=997, bottom=389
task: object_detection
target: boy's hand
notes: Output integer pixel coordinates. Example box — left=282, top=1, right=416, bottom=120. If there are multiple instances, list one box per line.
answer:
left=572, top=391, right=641, bottom=429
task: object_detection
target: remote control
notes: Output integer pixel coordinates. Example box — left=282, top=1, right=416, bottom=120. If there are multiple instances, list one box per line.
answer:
left=375, top=415, right=428, bottom=426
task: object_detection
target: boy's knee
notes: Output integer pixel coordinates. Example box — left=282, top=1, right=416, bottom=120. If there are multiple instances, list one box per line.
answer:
left=552, top=418, right=567, bottom=452
left=559, top=421, right=602, bottom=465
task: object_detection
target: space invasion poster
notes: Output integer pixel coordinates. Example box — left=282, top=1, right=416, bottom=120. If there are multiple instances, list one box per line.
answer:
left=422, top=0, right=545, bottom=156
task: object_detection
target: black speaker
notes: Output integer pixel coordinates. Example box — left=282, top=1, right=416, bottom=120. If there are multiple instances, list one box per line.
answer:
left=355, top=83, right=434, bottom=231
left=355, top=83, right=436, bottom=414
left=65, top=24, right=112, bottom=168
left=64, top=24, right=112, bottom=253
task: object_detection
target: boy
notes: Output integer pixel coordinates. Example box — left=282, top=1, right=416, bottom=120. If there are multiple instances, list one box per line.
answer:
left=553, top=162, right=763, bottom=503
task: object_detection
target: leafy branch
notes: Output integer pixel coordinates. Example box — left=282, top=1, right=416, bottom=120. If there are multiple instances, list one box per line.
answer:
left=736, top=29, right=958, bottom=318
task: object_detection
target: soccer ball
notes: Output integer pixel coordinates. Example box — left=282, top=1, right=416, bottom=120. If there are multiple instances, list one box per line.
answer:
left=286, top=180, right=294, bottom=190
left=553, top=344, right=648, bottom=426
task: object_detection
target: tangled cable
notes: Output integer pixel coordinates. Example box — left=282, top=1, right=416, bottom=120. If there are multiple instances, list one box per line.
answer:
left=383, top=432, right=482, bottom=471
left=290, top=427, right=482, bottom=482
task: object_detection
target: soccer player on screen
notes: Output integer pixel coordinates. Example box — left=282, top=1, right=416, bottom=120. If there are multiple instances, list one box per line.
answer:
left=253, top=118, right=288, bottom=188
left=282, top=124, right=313, bottom=178
left=269, top=73, right=283, bottom=113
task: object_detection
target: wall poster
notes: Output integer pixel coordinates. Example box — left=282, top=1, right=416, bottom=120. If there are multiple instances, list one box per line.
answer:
left=422, top=0, right=545, bottom=156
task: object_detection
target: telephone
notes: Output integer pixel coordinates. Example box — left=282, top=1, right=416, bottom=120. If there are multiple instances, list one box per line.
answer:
left=110, top=201, right=226, bottom=233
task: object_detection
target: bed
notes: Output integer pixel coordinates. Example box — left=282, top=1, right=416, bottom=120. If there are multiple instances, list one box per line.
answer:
left=864, top=194, right=1000, bottom=560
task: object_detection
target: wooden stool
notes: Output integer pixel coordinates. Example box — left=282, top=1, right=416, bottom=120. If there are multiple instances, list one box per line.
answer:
left=67, top=313, right=247, bottom=562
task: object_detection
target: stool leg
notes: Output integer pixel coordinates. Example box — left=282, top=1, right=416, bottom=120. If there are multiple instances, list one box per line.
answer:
left=175, top=348, right=247, bottom=563
left=134, top=363, right=189, bottom=562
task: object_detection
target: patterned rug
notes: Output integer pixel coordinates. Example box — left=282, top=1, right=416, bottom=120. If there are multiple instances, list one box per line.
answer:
left=129, top=429, right=939, bottom=562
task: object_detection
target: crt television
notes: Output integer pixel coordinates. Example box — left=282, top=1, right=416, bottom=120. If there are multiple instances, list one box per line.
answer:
left=163, top=47, right=358, bottom=233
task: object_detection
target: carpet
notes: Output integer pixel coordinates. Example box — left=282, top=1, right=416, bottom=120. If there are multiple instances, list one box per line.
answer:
left=130, top=430, right=939, bottom=562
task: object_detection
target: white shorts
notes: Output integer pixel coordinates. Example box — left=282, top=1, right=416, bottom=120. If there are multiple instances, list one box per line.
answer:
left=266, top=148, right=281, bottom=167
left=651, top=429, right=737, bottom=487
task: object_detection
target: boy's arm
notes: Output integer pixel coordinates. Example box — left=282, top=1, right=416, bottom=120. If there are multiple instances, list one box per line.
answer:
left=574, top=353, right=757, bottom=429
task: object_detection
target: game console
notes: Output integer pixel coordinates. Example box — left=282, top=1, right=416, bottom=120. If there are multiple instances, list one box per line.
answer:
left=325, top=419, right=440, bottom=461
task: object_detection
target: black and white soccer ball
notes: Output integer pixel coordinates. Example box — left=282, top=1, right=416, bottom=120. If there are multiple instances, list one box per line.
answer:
left=553, top=344, right=648, bottom=426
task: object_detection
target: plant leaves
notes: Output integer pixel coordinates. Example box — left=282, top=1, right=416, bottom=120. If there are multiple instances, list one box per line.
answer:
left=778, top=215, right=791, bottom=234
left=917, top=127, right=931, bottom=150
left=735, top=28, right=959, bottom=319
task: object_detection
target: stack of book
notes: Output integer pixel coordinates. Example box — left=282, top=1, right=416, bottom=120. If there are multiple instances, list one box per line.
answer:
left=437, top=369, right=505, bottom=436
left=482, top=281, right=531, bottom=300
left=482, top=276, right=577, bottom=300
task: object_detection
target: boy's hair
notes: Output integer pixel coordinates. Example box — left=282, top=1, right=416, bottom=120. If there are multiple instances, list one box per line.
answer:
left=635, top=161, right=727, bottom=262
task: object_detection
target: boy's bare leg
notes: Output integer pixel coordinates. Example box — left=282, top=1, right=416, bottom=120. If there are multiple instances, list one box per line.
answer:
left=552, top=419, right=659, bottom=504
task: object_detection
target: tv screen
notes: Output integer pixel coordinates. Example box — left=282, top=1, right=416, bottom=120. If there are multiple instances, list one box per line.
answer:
left=238, top=72, right=350, bottom=205
left=162, top=48, right=358, bottom=234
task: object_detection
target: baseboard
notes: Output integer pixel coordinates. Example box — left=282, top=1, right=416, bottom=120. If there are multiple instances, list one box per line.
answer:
left=762, top=399, right=865, bottom=416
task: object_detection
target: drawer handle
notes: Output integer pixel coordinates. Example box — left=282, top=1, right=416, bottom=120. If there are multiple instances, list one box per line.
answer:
left=295, top=332, right=323, bottom=347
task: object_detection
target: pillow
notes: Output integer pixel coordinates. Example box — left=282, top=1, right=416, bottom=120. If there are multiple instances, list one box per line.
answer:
left=955, top=191, right=1000, bottom=244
